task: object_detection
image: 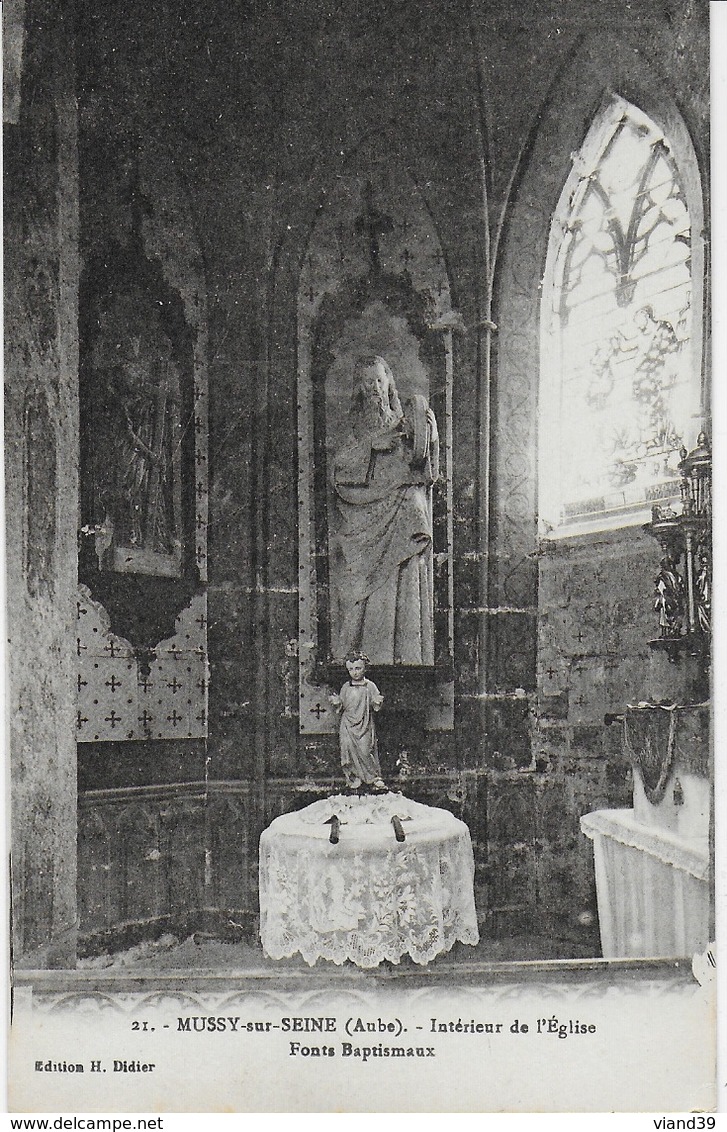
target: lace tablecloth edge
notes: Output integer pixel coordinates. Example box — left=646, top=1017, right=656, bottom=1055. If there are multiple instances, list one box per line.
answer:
left=261, top=929, right=481, bottom=969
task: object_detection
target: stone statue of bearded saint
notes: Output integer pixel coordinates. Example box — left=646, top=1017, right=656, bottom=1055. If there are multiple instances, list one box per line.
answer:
left=330, top=355, right=439, bottom=665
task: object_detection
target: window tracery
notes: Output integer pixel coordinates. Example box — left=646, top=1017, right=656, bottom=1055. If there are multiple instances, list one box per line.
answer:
left=540, top=96, right=703, bottom=534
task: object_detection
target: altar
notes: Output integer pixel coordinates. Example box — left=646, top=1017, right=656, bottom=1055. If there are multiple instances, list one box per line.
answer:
left=259, top=793, right=479, bottom=968
left=581, top=703, right=711, bottom=959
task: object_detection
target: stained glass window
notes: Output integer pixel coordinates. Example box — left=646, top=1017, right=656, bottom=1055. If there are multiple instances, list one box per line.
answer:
left=539, top=96, right=703, bottom=534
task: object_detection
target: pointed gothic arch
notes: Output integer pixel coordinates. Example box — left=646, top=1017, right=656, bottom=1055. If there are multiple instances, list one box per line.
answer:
left=296, top=144, right=457, bottom=734
left=539, top=93, right=705, bottom=535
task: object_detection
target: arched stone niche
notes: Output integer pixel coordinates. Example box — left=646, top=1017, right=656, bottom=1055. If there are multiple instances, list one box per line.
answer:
left=297, top=147, right=457, bottom=734
left=76, top=132, right=210, bottom=743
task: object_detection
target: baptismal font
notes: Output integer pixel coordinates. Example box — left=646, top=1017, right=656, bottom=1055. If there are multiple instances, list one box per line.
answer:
left=258, top=658, right=480, bottom=966
left=258, top=357, right=479, bottom=968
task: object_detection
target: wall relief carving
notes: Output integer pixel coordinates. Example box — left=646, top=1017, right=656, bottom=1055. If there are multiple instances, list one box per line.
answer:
left=78, top=134, right=208, bottom=658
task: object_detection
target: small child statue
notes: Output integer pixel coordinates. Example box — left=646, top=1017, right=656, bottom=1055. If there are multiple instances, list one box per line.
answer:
left=329, top=653, right=386, bottom=792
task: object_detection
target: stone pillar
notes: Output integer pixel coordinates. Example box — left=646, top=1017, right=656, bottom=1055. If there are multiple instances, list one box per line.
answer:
left=5, top=0, right=79, bottom=966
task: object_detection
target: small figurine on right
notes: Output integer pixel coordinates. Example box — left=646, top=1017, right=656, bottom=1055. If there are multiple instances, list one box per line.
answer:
left=654, top=553, right=685, bottom=639
left=695, top=546, right=711, bottom=633
left=329, top=653, right=386, bottom=792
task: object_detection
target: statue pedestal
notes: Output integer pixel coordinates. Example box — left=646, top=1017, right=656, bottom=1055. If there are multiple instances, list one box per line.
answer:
left=581, top=703, right=711, bottom=958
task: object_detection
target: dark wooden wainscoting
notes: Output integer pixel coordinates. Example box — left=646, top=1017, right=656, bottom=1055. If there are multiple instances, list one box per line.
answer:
left=78, top=771, right=605, bottom=958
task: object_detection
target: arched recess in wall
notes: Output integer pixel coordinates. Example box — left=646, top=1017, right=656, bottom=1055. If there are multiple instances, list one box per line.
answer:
left=539, top=94, right=705, bottom=537
left=77, top=132, right=210, bottom=744
left=296, top=136, right=458, bottom=735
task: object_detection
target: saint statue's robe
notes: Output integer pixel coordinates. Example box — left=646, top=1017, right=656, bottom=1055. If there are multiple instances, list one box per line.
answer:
left=331, top=399, right=439, bottom=665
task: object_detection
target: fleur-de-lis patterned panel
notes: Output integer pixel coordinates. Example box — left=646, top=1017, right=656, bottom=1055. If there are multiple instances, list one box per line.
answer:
left=76, top=586, right=209, bottom=742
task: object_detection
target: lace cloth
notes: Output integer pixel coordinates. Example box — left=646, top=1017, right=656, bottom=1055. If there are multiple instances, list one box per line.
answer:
left=581, top=808, right=708, bottom=879
left=259, top=793, right=479, bottom=968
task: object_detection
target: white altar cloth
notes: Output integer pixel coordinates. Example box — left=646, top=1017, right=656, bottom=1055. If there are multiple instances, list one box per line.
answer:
left=259, top=793, right=479, bottom=967
left=581, top=808, right=710, bottom=959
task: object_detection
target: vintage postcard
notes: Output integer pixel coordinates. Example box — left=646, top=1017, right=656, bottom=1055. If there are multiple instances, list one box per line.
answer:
left=4, top=0, right=720, bottom=1114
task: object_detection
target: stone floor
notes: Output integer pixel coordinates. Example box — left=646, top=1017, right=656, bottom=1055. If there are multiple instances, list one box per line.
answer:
left=77, top=930, right=594, bottom=971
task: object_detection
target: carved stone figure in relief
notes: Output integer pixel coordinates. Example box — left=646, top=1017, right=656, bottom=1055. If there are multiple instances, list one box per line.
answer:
left=330, top=354, right=439, bottom=665
left=90, top=289, right=182, bottom=563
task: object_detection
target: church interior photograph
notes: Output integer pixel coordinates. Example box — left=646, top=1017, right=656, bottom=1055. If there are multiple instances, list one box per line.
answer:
left=4, top=0, right=712, bottom=989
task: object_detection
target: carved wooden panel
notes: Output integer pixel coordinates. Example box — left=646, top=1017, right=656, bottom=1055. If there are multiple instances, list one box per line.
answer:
left=78, top=784, right=251, bottom=942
